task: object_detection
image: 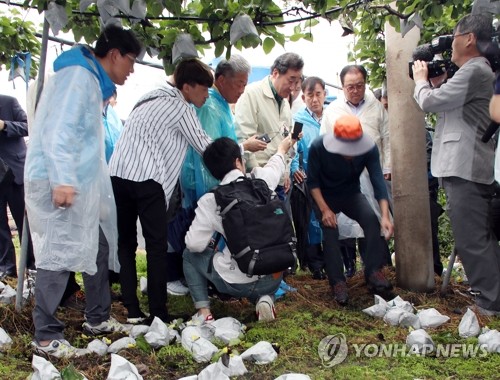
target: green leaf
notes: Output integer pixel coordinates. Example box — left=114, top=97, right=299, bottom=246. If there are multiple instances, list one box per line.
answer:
left=262, top=37, right=275, bottom=54
left=307, top=18, right=320, bottom=27
left=160, top=29, right=179, bottom=46
left=164, top=0, right=182, bottom=15
left=289, top=33, right=303, bottom=42
left=432, top=4, right=443, bottom=18
left=135, top=335, right=153, bottom=353
left=61, top=364, right=85, bottom=380
left=214, top=40, right=225, bottom=57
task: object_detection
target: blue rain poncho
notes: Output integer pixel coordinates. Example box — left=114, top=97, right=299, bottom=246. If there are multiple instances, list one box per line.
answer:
left=180, top=87, right=237, bottom=208
left=24, top=45, right=119, bottom=275
left=103, top=104, right=123, bottom=163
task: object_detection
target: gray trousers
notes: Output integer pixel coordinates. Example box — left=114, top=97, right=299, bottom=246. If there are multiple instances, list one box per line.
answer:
left=33, top=227, right=111, bottom=342
left=442, top=177, right=500, bottom=311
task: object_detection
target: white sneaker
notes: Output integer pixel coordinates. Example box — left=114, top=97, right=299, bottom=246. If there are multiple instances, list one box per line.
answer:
left=82, top=317, right=126, bottom=335
left=256, top=295, right=276, bottom=321
left=187, top=312, right=215, bottom=326
left=167, top=280, right=190, bottom=296
left=31, top=339, right=89, bottom=359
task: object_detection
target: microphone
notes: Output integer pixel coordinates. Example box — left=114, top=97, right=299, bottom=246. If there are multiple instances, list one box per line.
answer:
left=482, top=121, right=500, bottom=143
left=412, top=44, right=435, bottom=62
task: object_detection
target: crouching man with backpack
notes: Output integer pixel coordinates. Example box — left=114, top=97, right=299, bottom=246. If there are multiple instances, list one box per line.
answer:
left=184, top=135, right=295, bottom=323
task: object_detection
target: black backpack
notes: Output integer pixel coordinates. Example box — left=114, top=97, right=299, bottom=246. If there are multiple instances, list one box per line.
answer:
left=213, top=175, right=297, bottom=277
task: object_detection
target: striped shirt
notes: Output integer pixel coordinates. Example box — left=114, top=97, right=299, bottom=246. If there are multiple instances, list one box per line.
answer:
left=109, top=85, right=212, bottom=207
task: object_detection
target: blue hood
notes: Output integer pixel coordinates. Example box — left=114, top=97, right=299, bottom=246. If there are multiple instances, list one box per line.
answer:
left=53, top=45, right=116, bottom=101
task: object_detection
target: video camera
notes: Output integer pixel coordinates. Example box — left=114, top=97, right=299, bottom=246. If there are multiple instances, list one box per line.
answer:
left=408, top=35, right=459, bottom=79
left=409, top=28, right=500, bottom=80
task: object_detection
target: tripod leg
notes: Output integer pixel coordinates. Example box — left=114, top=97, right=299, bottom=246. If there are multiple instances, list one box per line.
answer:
left=440, top=246, right=456, bottom=296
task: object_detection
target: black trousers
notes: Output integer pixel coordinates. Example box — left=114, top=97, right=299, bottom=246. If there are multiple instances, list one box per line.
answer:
left=429, top=185, right=444, bottom=276
left=111, top=177, right=169, bottom=321
left=0, top=181, right=34, bottom=274
left=320, top=193, right=386, bottom=287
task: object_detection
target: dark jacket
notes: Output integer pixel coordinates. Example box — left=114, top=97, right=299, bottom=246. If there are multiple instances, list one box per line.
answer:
left=0, top=95, right=28, bottom=185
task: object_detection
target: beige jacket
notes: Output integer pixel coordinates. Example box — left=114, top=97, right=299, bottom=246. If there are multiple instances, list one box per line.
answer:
left=234, top=76, right=292, bottom=184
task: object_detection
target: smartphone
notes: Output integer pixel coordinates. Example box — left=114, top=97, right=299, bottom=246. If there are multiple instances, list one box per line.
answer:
left=257, top=133, right=271, bottom=143
left=291, top=121, right=303, bottom=140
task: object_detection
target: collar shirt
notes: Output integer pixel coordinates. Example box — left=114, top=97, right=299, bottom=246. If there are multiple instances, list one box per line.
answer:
left=346, top=98, right=366, bottom=115
left=306, top=107, right=322, bottom=125
left=109, top=85, right=212, bottom=207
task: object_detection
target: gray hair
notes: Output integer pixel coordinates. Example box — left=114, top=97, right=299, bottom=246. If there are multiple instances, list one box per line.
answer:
left=215, top=55, right=251, bottom=80
left=271, top=52, right=304, bottom=75
left=455, top=13, right=493, bottom=43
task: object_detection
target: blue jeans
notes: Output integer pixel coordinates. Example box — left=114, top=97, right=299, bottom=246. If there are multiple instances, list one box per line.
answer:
left=183, top=248, right=282, bottom=309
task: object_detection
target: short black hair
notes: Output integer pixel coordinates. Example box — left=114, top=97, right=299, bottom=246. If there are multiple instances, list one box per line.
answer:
left=302, top=76, right=325, bottom=92
left=339, top=65, right=367, bottom=86
left=271, top=52, right=304, bottom=75
left=174, top=58, right=214, bottom=90
left=94, top=25, right=142, bottom=58
left=203, top=137, right=241, bottom=180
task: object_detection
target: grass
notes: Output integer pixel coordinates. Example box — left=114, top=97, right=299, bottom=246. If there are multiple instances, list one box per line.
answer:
left=2, top=261, right=500, bottom=379
left=3, top=195, right=500, bottom=379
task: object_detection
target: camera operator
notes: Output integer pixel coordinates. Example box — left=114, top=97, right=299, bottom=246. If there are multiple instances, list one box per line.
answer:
left=413, top=14, right=500, bottom=316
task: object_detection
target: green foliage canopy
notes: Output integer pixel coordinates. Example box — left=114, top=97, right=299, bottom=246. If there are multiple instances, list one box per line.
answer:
left=0, top=0, right=475, bottom=78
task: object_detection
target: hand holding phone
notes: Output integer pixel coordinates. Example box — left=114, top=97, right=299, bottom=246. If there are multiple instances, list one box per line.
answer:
left=291, top=121, right=303, bottom=140
left=257, top=133, right=271, bottom=143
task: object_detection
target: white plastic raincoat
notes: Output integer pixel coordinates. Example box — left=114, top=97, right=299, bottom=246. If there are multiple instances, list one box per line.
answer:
left=24, top=52, right=118, bottom=275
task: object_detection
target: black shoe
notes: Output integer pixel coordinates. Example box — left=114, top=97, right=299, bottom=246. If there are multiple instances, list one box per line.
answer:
left=312, top=269, right=326, bottom=280
left=0, top=270, right=17, bottom=280
left=366, top=271, right=393, bottom=293
left=332, top=282, right=348, bottom=306
left=126, top=309, right=149, bottom=325
left=344, top=266, right=356, bottom=278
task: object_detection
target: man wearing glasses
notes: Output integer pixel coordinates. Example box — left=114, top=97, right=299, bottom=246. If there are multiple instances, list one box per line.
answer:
left=320, top=65, right=392, bottom=279
left=235, top=52, right=304, bottom=199
left=413, top=13, right=500, bottom=316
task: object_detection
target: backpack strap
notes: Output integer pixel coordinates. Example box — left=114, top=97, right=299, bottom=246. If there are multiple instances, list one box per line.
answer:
left=220, top=199, right=239, bottom=216
left=247, top=250, right=259, bottom=277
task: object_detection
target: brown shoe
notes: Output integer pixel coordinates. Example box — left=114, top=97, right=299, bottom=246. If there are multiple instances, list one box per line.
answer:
left=367, top=270, right=393, bottom=293
left=60, top=290, right=86, bottom=312
left=332, top=282, right=348, bottom=306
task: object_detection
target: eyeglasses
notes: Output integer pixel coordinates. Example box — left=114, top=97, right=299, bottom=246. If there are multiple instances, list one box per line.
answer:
left=344, top=83, right=365, bottom=92
left=124, top=54, right=138, bottom=63
left=453, top=31, right=470, bottom=39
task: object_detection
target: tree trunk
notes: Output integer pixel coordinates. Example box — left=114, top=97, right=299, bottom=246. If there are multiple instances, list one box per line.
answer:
left=385, top=22, right=434, bottom=291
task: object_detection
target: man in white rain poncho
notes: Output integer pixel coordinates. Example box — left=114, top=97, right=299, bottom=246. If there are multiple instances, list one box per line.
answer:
left=24, top=26, right=142, bottom=358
